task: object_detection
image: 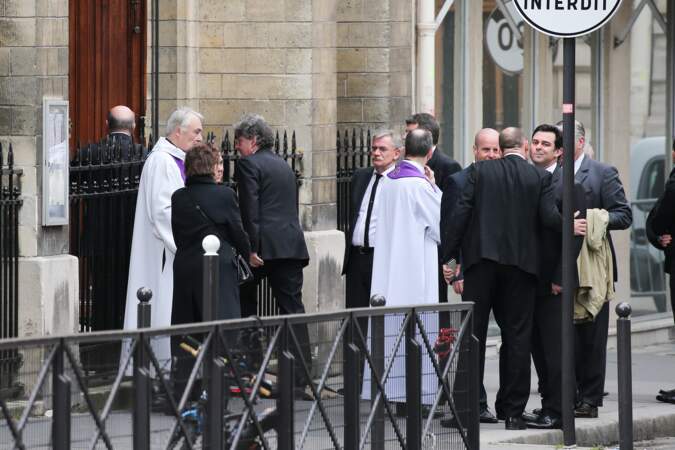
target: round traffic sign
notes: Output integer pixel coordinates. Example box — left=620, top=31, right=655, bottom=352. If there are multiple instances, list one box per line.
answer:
left=512, top=0, right=622, bottom=38
left=485, top=2, right=524, bottom=74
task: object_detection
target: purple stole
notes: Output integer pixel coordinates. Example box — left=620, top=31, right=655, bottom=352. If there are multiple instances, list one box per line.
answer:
left=387, top=160, right=436, bottom=191
left=171, top=156, right=186, bottom=183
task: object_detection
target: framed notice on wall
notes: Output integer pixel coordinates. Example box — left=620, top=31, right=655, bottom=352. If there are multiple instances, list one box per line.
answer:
left=42, top=98, right=69, bottom=226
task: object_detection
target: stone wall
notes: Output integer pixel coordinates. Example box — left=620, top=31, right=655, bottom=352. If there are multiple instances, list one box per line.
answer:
left=0, top=0, right=79, bottom=339
left=0, top=0, right=69, bottom=257
left=336, top=0, right=413, bottom=132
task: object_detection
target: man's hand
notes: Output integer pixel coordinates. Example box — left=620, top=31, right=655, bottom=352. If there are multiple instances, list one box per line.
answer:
left=249, top=252, right=264, bottom=268
left=574, top=211, right=586, bottom=236
left=424, top=165, right=435, bottom=186
left=551, top=283, right=562, bottom=295
left=442, top=264, right=455, bottom=284
left=453, top=279, right=464, bottom=295
left=658, top=234, right=672, bottom=248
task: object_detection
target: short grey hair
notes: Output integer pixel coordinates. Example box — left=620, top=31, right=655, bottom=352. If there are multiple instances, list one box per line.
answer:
left=165, top=107, right=204, bottom=136
left=372, top=129, right=403, bottom=149
left=233, top=113, right=275, bottom=149
left=556, top=119, right=586, bottom=145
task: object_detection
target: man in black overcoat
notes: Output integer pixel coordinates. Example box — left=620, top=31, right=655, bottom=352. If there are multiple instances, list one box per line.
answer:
left=444, top=127, right=561, bottom=430
left=233, top=113, right=311, bottom=389
left=646, top=139, right=675, bottom=404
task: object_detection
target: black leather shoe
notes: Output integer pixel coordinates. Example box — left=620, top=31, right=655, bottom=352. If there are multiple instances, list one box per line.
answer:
left=505, top=416, right=527, bottom=430
left=659, top=388, right=675, bottom=396
left=526, top=414, right=562, bottom=429
left=479, top=408, right=498, bottom=424
left=574, top=402, right=598, bottom=418
left=656, top=391, right=675, bottom=404
left=521, top=410, right=540, bottom=423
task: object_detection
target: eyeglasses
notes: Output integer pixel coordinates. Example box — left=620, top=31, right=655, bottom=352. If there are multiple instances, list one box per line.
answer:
left=371, top=146, right=393, bottom=152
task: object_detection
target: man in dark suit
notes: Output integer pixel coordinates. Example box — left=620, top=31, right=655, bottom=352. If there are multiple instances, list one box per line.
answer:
left=444, top=127, right=561, bottom=430
left=104, top=105, right=136, bottom=159
left=645, top=139, right=675, bottom=403
left=557, top=120, right=632, bottom=418
left=343, top=130, right=402, bottom=316
left=524, top=124, right=587, bottom=429
left=405, top=113, right=461, bottom=305
left=234, top=113, right=311, bottom=388
left=439, top=127, right=500, bottom=424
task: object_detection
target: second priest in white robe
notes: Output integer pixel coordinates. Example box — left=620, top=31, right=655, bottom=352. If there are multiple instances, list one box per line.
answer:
left=364, top=157, right=442, bottom=404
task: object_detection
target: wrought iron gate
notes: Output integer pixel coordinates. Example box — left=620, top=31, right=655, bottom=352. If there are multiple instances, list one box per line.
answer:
left=0, top=143, right=24, bottom=398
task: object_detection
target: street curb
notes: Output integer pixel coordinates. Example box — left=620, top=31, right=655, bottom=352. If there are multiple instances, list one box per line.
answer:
left=495, top=408, right=675, bottom=447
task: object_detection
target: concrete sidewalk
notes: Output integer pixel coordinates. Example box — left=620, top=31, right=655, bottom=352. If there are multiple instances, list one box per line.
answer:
left=478, top=339, right=675, bottom=449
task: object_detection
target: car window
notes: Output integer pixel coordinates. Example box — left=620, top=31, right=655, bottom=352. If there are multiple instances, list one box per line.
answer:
left=637, top=156, right=665, bottom=200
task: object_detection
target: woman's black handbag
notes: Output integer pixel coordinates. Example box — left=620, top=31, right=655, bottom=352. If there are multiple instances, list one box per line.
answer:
left=234, top=251, right=254, bottom=285
left=185, top=191, right=254, bottom=285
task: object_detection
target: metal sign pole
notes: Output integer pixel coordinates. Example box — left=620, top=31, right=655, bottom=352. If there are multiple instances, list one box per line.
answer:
left=561, top=37, right=577, bottom=447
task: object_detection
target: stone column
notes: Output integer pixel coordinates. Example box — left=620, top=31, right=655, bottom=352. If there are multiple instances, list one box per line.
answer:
left=602, top=2, right=633, bottom=309
left=0, top=0, right=78, bottom=339
left=454, top=0, right=483, bottom=165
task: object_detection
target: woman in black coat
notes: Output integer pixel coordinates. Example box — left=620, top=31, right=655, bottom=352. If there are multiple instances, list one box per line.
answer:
left=170, top=143, right=250, bottom=399
left=171, top=143, right=251, bottom=323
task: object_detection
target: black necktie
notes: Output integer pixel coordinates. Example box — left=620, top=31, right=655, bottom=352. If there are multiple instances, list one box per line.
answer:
left=363, top=173, right=382, bottom=248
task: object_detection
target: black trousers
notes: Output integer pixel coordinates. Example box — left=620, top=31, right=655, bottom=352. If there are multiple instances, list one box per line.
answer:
left=574, top=301, right=609, bottom=407
left=462, top=260, right=536, bottom=418
left=670, top=273, right=675, bottom=325
left=532, top=292, right=562, bottom=418
left=344, top=247, right=374, bottom=385
left=240, top=258, right=312, bottom=386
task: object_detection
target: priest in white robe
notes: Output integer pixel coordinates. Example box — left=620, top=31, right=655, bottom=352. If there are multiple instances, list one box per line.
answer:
left=122, top=107, right=204, bottom=370
left=364, top=128, right=442, bottom=407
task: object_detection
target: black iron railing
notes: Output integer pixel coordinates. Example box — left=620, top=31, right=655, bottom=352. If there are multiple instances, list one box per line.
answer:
left=336, top=129, right=371, bottom=233
left=0, top=143, right=23, bottom=399
left=0, top=300, right=478, bottom=450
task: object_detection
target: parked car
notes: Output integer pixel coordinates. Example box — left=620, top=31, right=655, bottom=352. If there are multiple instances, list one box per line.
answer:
left=629, top=136, right=668, bottom=311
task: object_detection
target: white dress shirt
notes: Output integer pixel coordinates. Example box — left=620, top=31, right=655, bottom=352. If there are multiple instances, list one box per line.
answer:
left=351, top=165, right=395, bottom=247
left=574, top=153, right=585, bottom=175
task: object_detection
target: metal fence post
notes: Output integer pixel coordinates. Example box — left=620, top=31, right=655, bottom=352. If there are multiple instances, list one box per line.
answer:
left=133, top=288, right=152, bottom=450
left=405, top=311, right=422, bottom=450
left=52, top=339, right=71, bottom=450
left=469, top=334, right=480, bottom=450
left=201, top=235, right=223, bottom=450
left=616, top=302, right=634, bottom=450
left=344, top=315, right=361, bottom=449
left=278, top=320, right=296, bottom=450
left=370, top=294, right=386, bottom=450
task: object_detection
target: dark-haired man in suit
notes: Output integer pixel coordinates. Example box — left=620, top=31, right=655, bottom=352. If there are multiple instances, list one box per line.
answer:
left=444, top=127, right=561, bottom=430
left=524, top=124, right=586, bottom=429
left=405, top=113, right=461, bottom=306
left=234, top=113, right=311, bottom=389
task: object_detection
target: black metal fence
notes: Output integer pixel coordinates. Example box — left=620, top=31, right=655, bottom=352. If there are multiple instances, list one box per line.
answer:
left=0, top=143, right=23, bottom=399
left=69, top=131, right=303, bottom=335
left=0, top=300, right=478, bottom=449
left=336, top=129, right=372, bottom=233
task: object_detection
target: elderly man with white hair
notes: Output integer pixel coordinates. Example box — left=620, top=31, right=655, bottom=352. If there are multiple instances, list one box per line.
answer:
left=122, top=107, right=203, bottom=368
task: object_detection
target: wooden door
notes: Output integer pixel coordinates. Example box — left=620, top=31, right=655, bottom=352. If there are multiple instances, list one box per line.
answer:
left=69, top=0, right=146, bottom=150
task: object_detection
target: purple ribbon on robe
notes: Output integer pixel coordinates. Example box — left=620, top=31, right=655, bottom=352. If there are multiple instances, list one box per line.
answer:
left=387, top=160, right=436, bottom=190
left=172, top=156, right=186, bottom=183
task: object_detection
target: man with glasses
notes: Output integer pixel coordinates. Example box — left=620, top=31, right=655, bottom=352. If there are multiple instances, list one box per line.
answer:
left=342, top=130, right=402, bottom=320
